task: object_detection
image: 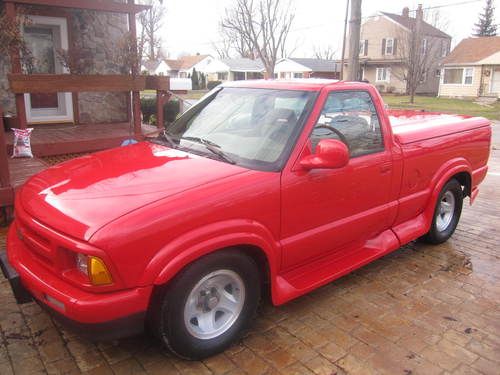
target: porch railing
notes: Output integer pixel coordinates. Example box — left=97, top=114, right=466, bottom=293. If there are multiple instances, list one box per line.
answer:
left=8, top=73, right=173, bottom=136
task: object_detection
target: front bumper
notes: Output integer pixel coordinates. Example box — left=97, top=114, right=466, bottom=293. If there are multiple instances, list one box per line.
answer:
left=3, top=223, right=153, bottom=340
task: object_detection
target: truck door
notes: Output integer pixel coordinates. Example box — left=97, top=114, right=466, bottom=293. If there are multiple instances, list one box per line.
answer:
left=281, top=89, right=394, bottom=269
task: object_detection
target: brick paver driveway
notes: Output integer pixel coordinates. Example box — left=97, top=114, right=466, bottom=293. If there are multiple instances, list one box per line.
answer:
left=1, top=132, right=499, bottom=375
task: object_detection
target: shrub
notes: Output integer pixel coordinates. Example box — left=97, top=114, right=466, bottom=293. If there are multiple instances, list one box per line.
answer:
left=140, top=97, right=181, bottom=127
left=207, top=80, right=222, bottom=90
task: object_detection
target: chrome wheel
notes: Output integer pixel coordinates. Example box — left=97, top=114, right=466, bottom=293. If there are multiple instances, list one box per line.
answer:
left=436, top=191, right=456, bottom=232
left=184, top=269, right=245, bottom=340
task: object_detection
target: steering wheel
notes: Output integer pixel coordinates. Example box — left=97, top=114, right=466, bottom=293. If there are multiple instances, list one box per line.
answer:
left=314, top=125, right=349, bottom=148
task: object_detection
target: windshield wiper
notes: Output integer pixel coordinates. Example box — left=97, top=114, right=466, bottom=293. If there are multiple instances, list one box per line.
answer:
left=158, top=130, right=177, bottom=148
left=181, top=136, right=236, bottom=164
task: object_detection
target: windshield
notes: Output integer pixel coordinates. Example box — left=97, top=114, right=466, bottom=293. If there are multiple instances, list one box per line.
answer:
left=163, top=87, right=316, bottom=171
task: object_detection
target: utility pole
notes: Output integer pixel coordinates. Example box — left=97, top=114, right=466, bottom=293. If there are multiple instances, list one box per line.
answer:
left=347, top=0, right=362, bottom=81
left=340, top=0, right=350, bottom=80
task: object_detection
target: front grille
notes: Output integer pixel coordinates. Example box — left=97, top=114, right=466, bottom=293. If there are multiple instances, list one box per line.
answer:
left=17, top=220, right=55, bottom=269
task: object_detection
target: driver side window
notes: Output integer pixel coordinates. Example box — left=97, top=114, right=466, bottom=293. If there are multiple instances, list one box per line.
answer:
left=311, top=91, right=384, bottom=157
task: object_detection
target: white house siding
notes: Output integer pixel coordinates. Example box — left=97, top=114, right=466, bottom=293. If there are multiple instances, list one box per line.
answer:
left=274, top=59, right=311, bottom=78
left=438, top=66, right=482, bottom=97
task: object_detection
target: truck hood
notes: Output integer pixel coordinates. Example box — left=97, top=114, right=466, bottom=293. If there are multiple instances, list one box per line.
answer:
left=20, top=142, right=247, bottom=241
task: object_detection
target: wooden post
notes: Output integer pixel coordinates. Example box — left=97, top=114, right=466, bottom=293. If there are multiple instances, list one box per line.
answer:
left=0, top=108, right=14, bottom=222
left=128, top=0, right=142, bottom=139
left=155, top=90, right=172, bottom=129
left=6, top=2, right=28, bottom=130
left=347, top=0, right=362, bottom=81
left=0, top=110, right=11, bottom=189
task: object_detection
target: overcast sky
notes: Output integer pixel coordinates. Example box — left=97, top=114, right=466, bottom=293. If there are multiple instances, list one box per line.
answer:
left=160, top=0, right=496, bottom=58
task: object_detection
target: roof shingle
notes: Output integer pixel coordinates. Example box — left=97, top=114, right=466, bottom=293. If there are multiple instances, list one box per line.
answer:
left=289, top=58, right=340, bottom=72
left=442, top=36, right=500, bottom=64
left=381, top=12, right=451, bottom=39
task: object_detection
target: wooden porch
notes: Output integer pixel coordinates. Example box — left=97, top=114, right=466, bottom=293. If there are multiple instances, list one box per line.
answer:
left=5, top=122, right=158, bottom=157
left=0, top=0, right=179, bottom=221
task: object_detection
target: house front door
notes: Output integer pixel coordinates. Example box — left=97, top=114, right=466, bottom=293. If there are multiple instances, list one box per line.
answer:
left=23, top=15, right=73, bottom=124
left=490, top=68, right=500, bottom=95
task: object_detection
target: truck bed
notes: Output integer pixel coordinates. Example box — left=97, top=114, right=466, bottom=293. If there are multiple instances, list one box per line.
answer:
left=388, top=110, right=491, bottom=144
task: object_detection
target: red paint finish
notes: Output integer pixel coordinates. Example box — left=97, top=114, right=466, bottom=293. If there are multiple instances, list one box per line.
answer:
left=6, top=80, right=491, bottom=332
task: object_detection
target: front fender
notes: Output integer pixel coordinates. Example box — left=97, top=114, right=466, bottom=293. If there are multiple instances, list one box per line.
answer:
left=139, top=219, right=280, bottom=287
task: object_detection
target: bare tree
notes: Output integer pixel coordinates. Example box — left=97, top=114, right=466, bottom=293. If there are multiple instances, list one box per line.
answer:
left=212, top=39, right=232, bottom=60
left=425, top=8, right=449, bottom=34
left=221, top=0, right=295, bottom=76
left=393, top=6, right=443, bottom=103
left=313, top=45, right=337, bottom=60
left=214, top=25, right=254, bottom=59
left=137, top=0, right=166, bottom=61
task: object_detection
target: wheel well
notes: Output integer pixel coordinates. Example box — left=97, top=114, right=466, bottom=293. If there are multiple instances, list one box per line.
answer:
left=452, top=172, right=471, bottom=197
left=148, top=245, right=272, bottom=318
left=234, top=244, right=271, bottom=286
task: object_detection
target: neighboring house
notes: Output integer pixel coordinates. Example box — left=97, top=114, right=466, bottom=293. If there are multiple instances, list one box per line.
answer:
left=141, top=59, right=192, bottom=90
left=438, top=36, right=500, bottom=98
left=141, top=59, right=171, bottom=76
left=205, top=58, right=264, bottom=82
left=274, top=58, right=340, bottom=79
left=161, top=55, right=214, bottom=78
left=357, top=6, right=451, bottom=94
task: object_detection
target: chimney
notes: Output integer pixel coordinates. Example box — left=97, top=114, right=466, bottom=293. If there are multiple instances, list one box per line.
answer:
left=402, top=7, right=409, bottom=17
left=416, top=4, right=423, bottom=20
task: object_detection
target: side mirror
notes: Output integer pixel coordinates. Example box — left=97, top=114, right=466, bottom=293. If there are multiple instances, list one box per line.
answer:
left=300, top=139, right=349, bottom=170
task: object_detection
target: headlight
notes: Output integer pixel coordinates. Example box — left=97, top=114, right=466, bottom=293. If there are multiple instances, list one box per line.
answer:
left=76, top=253, right=113, bottom=286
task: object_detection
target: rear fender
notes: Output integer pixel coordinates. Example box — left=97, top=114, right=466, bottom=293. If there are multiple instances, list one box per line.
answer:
left=140, top=220, right=280, bottom=289
left=422, top=158, right=472, bottom=229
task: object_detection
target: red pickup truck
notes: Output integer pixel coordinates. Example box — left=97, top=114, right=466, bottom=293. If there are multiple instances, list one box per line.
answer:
left=1, top=80, right=491, bottom=359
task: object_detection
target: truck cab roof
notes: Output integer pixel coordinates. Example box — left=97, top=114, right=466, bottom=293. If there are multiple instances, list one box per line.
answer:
left=222, top=78, right=357, bottom=91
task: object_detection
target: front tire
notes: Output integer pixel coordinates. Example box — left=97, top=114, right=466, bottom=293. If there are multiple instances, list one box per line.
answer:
left=421, top=178, right=463, bottom=244
left=153, top=249, right=261, bottom=360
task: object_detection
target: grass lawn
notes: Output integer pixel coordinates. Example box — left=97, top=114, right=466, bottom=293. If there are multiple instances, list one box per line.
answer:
left=382, top=95, right=500, bottom=121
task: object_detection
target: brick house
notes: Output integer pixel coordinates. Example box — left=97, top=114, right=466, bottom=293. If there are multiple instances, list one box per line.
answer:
left=0, top=0, right=143, bottom=126
left=355, top=6, right=451, bottom=94
left=438, top=36, right=500, bottom=98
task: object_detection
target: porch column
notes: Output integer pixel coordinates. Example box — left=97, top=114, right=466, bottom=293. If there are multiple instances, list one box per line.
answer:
left=128, top=0, right=142, bottom=138
left=6, top=2, right=27, bottom=130
left=0, top=109, right=14, bottom=220
left=156, top=90, right=171, bottom=129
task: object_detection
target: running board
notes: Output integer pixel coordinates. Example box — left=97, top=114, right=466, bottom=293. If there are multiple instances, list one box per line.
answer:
left=273, top=229, right=400, bottom=305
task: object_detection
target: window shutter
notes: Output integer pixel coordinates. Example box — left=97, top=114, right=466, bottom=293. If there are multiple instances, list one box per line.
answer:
left=393, top=38, right=397, bottom=55
left=364, top=40, right=368, bottom=56
left=381, top=38, right=386, bottom=55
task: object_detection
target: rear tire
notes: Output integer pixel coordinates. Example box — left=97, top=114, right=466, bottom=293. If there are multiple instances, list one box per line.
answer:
left=152, top=249, right=261, bottom=360
left=421, top=178, right=463, bottom=244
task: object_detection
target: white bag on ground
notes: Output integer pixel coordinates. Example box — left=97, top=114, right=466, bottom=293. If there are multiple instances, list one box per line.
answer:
left=12, top=128, right=34, bottom=158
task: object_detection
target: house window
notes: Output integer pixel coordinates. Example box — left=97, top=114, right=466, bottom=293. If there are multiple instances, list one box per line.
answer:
left=233, top=71, right=245, bottom=81
left=443, top=68, right=474, bottom=85
left=293, top=72, right=303, bottom=78
left=359, top=40, right=366, bottom=55
left=421, top=39, right=427, bottom=55
left=464, top=68, right=473, bottom=84
left=217, top=72, right=228, bottom=81
left=376, top=67, right=390, bottom=82
left=385, top=38, right=394, bottom=55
